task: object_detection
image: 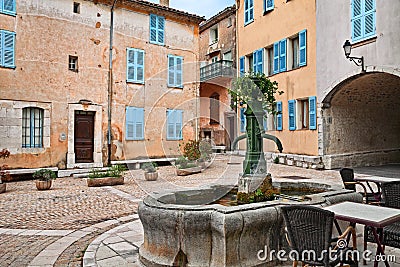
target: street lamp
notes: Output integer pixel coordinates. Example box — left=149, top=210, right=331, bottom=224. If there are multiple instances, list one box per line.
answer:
left=343, top=40, right=365, bottom=72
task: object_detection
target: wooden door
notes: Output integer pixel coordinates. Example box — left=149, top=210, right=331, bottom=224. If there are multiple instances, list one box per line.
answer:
left=74, top=111, right=95, bottom=163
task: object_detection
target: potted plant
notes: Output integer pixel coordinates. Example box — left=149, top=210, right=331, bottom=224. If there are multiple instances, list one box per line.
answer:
left=141, top=162, right=158, bottom=181
left=0, top=148, right=10, bottom=193
left=175, top=156, right=201, bottom=176
left=87, top=165, right=126, bottom=187
left=33, top=169, right=57, bottom=190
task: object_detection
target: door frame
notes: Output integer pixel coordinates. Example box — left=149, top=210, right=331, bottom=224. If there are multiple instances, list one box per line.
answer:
left=67, top=103, right=103, bottom=168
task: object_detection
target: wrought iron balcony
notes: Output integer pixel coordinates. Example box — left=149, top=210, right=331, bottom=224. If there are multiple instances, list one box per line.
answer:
left=200, top=60, right=234, bottom=82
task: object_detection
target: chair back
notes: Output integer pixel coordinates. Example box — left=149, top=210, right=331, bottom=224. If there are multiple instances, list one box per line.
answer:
left=281, top=205, right=334, bottom=266
left=340, top=168, right=355, bottom=190
left=381, top=181, right=400, bottom=209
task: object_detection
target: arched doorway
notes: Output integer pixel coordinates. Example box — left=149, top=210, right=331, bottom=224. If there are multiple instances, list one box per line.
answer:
left=321, top=71, right=400, bottom=168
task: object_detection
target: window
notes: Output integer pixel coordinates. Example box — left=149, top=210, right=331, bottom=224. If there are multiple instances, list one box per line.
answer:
left=126, top=107, right=144, bottom=140
left=246, top=54, right=253, bottom=73
left=263, top=111, right=268, bottom=131
left=211, top=56, right=218, bottom=64
left=0, top=30, right=15, bottom=68
left=244, top=0, right=254, bottom=25
left=291, top=36, right=299, bottom=69
left=227, top=17, right=232, bottom=27
left=239, top=56, right=245, bottom=76
left=253, top=48, right=263, bottom=74
left=297, top=99, right=309, bottom=129
left=264, top=0, right=274, bottom=12
left=167, top=109, right=183, bottom=140
left=126, top=48, right=144, bottom=83
left=210, top=93, right=220, bottom=125
left=168, top=55, right=183, bottom=88
left=299, top=30, right=307, bottom=66
left=73, top=2, right=80, bottom=14
left=22, top=107, right=44, bottom=148
left=267, top=46, right=274, bottom=76
left=223, top=51, right=232, bottom=61
left=351, top=0, right=376, bottom=42
left=240, top=107, right=246, bottom=132
left=210, top=26, right=218, bottom=45
left=68, top=56, right=78, bottom=72
left=273, top=39, right=287, bottom=74
left=0, top=0, right=16, bottom=15
left=276, top=101, right=282, bottom=131
left=150, top=14, right=165, bottom=45
left=288, top=100, right=296, bottom=131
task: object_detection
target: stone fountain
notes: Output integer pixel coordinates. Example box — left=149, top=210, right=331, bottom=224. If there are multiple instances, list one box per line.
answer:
left=138, top=76, right=362, bottom=266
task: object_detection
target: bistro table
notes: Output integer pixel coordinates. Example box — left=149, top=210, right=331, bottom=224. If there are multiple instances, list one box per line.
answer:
left=324, top=201, right=400, bottom=267
left=354, top=177, right=400, bottom=202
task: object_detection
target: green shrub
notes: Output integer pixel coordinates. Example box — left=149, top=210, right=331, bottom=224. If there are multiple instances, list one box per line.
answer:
left=141, top=162, right=158, bottom=173
left=181, top=140, right=200, bottom=161
left=88, top=165, right=126, bottom=179
left=33, top=169, right=57, bottom=181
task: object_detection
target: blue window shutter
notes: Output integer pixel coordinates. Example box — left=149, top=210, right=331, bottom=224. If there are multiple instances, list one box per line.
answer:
left=279, top=39, right=287, bottom=72
left=167, top=109, right=183, bottom=140
left=176, top=56, right=183, bottom=87
left=3, top=0, right=16, bottom=15
left=126, top=107, right=135, bottom=140
left=253, top=49, right=263, bottom=74
left=273, top=42, right=279, bottom=74
left=134, top=108, right=144, bottom=140
left=288, top=100, right=296, bottom=131
left=263, top=112, right=268, bottom=131
left=249, top=0, right=254, bottom=22
left=150, top=14, right=157, bottom=43
left=0, top=31, right=3, bottom=66
left=126, top=48, right=135, bottom=82
left=309, top=96, right=317, bottom=130
left=299, top=30, right=307, bottom=66
left=351, top=0, right=363, bottom=41
left=265, top=0, right=274, bottom=12
left=253, top=51, right=257, bottom=73
left=2, top=31, right=15, bottom=68
left=240, top=108, right=246, bottom=132
left=177, top=110, right=183, bottom=140
left=168, top=55, right=175, bottom=87
left=244, top=0, right=254, bottom=25
left=157, top=16, right=165, bottom=45
left=239, top=56, right=245, bottom=76
left=276, top=101, right=282, bottom=131
left=136, top=49, right=144, bottom=83
left=364, top=0, right=375, bottom=38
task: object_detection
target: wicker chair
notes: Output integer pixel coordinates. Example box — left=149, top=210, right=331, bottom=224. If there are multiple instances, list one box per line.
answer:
left=281, top=205, right=358, bottom=267
left=364, top=181, right=400, bottom=250
left=339, top=168, right=376, bottom=204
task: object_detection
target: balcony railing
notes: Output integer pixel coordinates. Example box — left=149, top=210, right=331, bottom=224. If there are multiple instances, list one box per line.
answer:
left=200, top=60, right=235, bottom=82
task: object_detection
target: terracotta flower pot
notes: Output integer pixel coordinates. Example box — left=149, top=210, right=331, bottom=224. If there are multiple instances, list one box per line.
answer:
left=144, top=172, right=158, bottom=181
left=35, top=180, right=53, bottom=190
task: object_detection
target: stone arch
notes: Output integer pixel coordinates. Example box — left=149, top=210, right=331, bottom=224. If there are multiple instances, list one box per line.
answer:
left=320, top=67, right=400, bottom=168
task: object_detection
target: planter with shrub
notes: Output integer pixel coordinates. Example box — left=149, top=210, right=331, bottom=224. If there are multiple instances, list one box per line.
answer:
left=141, top=162, right=158, bottom=181
left=87, top=165, right=126, bottom=187
left=33, top=169, right=57, bottom=190
left=0, top=149, right=10, bottom=193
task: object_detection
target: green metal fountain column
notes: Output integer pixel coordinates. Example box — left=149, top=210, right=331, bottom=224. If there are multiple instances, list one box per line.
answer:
left=243, top=101, right=267, bottom=175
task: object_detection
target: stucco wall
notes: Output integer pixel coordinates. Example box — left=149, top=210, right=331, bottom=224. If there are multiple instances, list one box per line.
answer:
left=316, top=0, right=400, bottom=101
left=0, top=0, right=201, bottom=168
left=236, top=0, right=318, bottom=156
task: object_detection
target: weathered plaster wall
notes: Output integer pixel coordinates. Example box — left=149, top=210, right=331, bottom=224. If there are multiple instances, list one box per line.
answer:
left=0, top=0, right=201, bottom=168
left=316, top=1, right=400, bottom=167
left=236, top=0, right=318, bottom=156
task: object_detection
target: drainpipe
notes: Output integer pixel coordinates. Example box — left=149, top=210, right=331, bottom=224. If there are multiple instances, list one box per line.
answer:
left=107, top=0, right=118, bottom=166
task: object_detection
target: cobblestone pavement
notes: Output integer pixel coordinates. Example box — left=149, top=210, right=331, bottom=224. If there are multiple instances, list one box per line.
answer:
left=0, top=154, right=399, bottom=266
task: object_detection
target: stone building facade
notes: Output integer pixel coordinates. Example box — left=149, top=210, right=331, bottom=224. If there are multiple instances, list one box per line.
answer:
left=199, top=5, right=236, bottom=150
left=317, top=0, right=400, bottom=168
left=0, top=0, right=203, bottom=169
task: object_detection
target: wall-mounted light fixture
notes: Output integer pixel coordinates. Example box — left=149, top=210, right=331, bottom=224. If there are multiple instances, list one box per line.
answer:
left=343, top=40, right=365, bottom=72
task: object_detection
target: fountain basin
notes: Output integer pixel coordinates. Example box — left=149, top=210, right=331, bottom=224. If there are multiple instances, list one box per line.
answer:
left=138, top=182, right=362, bottom=267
